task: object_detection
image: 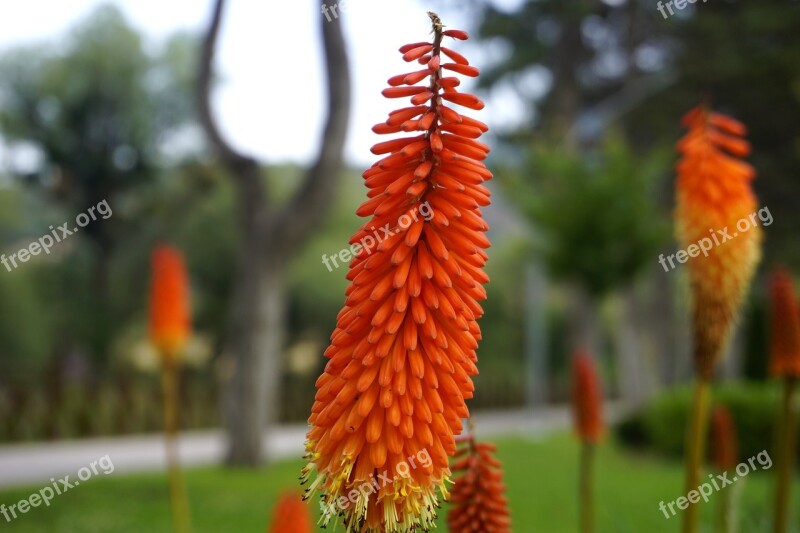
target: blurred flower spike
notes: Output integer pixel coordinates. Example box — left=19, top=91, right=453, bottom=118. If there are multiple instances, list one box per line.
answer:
left=149, top=245, right=191, bottom=361
left=710, top=405, right=738, bottom=472
left=769, top=267, right=800, bottom=378
left=572, top=350, right=604, bottom=444
left=675, top=105, right=761, bottom=378
left=268, top=492, right=312, bottom=533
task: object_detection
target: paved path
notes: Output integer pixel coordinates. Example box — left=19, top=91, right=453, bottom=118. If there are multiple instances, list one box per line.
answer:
left=0, top=404, right=628, bottom=489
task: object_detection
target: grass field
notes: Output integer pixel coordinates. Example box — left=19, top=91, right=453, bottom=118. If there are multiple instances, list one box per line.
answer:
left=0, top=433, right=790, bottom=532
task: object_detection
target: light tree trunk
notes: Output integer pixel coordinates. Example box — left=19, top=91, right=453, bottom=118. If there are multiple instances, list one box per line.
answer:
left=613, top=283, right=658, bottom=405
left=524, top=262, right=549, bottom=406
left=223, top=252, right=287, bottom=463
left=567, top=284, right=601, bottom=359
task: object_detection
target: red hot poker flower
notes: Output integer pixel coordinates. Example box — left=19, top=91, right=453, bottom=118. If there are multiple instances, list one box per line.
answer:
left=149, top=245, right=191, bottom=360
left=572, top=350, right=604, bottom=444
left=302, top=12, right=492, bottom=533
left=710, top=405, right=738, bottom=471
left=447, top=435, right=512, bottom=533
left=267, top=492, right=313, bottom=533
left=675, top=105, right=762, bottom=378
left=769, top=267, right=800, bottom=378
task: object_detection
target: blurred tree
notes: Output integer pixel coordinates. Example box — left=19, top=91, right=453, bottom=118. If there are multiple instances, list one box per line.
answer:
left=501, top=136, right=669, bottom=365
left=475, top=0, right=673, bottom=145
left=472, top=1, right=676, bottom=392
left=511, top=136, right=668, bottom=298
left=472, top=0, right=800, bottom=396
left=0, top=5, right=197, bottom=362
left=632, top=0, right=800, bottom=268
left=0, top=190, right=51, bottom=383
left=197, top=0, right=350, bottom=465
left=473, top=0, right=800, bottom=265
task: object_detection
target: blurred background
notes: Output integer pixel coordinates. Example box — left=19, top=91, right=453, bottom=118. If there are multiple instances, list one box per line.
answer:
left=0, top=0, right=798, bottom=531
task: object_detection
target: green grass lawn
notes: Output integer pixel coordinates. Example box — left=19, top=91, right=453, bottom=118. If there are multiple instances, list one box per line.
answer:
left=0, top=433, right=791, bottom=532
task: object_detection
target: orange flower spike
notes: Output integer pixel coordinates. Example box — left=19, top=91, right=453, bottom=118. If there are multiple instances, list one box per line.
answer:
left=572, top=350, right=605, bottom=444
left=710, top=406, right=738, bottom=472
left=769, top=267, right=800, bottom=377
left=267, top=492, right=313, bottom=533
left=302, top=12, right=492, bottom=533
left=675, top=105, right=762, bottom=378
left=447, top=435, right=512, bottom=533
left=149, top=245, right=191, bottom=360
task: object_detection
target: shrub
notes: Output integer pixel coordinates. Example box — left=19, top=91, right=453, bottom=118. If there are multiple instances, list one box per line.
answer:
left=615, top=382, right=784, bottom=462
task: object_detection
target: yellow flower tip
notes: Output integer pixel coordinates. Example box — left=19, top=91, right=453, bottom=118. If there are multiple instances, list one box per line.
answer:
left=302, top=452, right=445, bottom=533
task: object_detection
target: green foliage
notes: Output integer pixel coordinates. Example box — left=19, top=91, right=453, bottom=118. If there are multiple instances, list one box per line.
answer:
left=288, top=170, right=361, bottom=339
left=502, top=135, right=670, bottom=296
left=474, top=0, right=800, bottom=268
left=470, top=239, right=526, bottom=402
left=473, top=0, right=665, bottom=135
left=0, top=374, right=218, bottom=443
left=0, top=5, right=195, bottom=193
left=0, top=5, right=199, bottom=364
left=0, top=267, right=51, bottom=382
left=616, top=382, right=786, bottom=463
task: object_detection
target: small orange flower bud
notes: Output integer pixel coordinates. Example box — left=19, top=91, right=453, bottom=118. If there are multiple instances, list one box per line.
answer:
left=769, top=267, right=800, bottom=378
left=149, top=245, right=190, bottom=360
left=710, top=405, right=738, bottom=471
left=572, top=350, right=605, bottom=443
left=267, top=492, right=312, bottom=533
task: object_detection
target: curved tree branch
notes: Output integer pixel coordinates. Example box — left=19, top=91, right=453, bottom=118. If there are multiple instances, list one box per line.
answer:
left=273, top=12, right=351, bottom=246
left=198, top=0, right=351, bottom=252
left=197, top=0, right=264, bottom=198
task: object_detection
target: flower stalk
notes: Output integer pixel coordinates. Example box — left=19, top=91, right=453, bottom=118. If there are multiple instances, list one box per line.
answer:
left=150, top=245, right=192, bottom=533
left=683, top=378, right=711, bottom=533
left=674, top=105, right=761, bottom=533
left=711, top=405, right=739, bottom=533
left=773, top=378, right=797, bottom=533
left=767, top=267, right=800, bottom=533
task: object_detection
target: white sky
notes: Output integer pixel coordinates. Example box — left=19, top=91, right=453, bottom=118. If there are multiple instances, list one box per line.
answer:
left=0, top=1, right=525, bottom=168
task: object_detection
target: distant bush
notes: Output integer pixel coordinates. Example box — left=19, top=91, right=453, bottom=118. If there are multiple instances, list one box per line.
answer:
left=615, top=382, right=786, bottom=463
